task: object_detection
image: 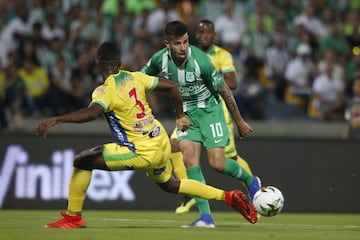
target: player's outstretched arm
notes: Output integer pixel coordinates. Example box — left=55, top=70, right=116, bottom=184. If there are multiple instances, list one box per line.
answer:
left=154, top=78, right=191, bottom=131
left=217, top=83, right=253, bottom=138
left=35, top=104, right=104, bottom=138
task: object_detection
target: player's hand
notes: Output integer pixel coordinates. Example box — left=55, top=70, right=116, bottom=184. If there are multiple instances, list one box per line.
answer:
left=35, top=118, right=58, bottom=138
left=237, top=120, right=253, bottom=138
left=176, top=116, right=191, bottom=132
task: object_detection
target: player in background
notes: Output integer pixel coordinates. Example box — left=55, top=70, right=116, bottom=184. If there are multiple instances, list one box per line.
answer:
left=173, top=19, right=259, bottom=215
left=35, top=41, right=258, bottom=228
left=141, top=21, right=261, bottom=228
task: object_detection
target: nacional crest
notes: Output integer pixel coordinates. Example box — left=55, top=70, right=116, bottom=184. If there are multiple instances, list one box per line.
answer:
left=186, top=71, right=195, bottom=82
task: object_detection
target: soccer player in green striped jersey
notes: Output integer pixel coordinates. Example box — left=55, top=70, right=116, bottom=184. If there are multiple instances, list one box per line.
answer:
left=172, top=19, right=261, bottom=215
left=141, top=21, right=261, bottom=228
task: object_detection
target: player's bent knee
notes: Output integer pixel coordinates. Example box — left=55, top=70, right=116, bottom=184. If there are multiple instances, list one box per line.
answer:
left=157, top=178, right=180, bottom=193
left=75, top=145, right=103, bottom=159
left=209, top=161, right=225, bottom=171
left=73, top=145, right=105, bottom=170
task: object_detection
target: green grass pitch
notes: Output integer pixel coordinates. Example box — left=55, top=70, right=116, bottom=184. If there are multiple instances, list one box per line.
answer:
left=1, top=210, right=359, bottom=240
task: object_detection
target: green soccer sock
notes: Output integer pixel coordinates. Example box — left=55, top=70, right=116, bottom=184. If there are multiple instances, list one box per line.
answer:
left=224, top=158, right=253, bottom=186
left=186, top=165, right=212, bottom=215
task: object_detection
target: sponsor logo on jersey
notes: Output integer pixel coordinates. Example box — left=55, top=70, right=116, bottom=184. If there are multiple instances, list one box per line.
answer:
left=186, top=71, right=195, bottom=82
left=95, top=87, right=106, bottom=94
left=148, top=125, right=160, bottom=138
left=179, top=84, right=200, bottom=94
left=211, top=70, right=223, bottom=86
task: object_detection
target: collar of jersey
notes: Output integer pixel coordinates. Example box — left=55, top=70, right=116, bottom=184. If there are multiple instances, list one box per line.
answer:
left=207, top=46, right=216, bottom=56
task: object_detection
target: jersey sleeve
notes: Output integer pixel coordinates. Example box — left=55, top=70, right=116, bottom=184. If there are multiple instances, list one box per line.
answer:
left=135, top=72, right=159, bottom=91
left=219, top=51, right=236, bottom=73
left=90, top=81, right=115, bottom=112
left=141, top=57, right=160, bottom=76
left=200, top=54, right=225, bottom=92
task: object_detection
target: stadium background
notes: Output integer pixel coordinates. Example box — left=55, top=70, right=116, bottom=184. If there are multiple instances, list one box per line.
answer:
left=0, top=119, right=359, bottom=213
left=0, top=0, right=359, bottom=213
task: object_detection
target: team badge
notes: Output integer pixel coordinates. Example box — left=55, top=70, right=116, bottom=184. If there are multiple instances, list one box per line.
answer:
left=186, top=71, right=195, bottom=82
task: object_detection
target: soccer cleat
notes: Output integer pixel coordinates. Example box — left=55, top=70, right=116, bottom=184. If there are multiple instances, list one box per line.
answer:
left=175, top=197, right=196, bottom=214
left=225, top=190, right=258, bottom=224
left=181, top=214, right=215, bottom=228
left=247, top=176, right=262, bottom=203
left=44, top=211, right=86, bottom=228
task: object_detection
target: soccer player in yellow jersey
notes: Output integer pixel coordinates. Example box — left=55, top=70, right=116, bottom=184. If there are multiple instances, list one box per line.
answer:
left=172, top=19, right=260, bottom=216
left=35, top=41, right=258, bottom=228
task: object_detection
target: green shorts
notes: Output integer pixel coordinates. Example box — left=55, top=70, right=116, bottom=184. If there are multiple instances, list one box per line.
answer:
left=177, top=104, right=229, bottom=149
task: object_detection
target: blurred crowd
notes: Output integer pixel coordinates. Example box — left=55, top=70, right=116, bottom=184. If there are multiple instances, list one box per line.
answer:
left=1, top=0, right=360, bottom=134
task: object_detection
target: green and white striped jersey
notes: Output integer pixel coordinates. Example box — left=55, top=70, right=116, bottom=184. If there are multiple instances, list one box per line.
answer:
left=141, top=45, right=224, bottom=112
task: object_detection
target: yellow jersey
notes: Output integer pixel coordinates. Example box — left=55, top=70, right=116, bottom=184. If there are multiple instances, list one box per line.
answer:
left=91, top=70, right=162, bottom=153
left=207, top=45, right=236, bottom=74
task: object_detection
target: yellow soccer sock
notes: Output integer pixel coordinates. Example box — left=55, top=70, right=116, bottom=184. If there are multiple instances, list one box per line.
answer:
left=66, top=168, right=92, bottom=216
left=170, top=151, right=187, bottom=179
left=178, top=179, right=225, bottom=202
left=236, top=155, right=253, bottom=175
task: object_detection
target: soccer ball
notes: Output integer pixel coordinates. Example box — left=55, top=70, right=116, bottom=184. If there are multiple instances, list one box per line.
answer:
left=252, top=186, right=284, bottom=217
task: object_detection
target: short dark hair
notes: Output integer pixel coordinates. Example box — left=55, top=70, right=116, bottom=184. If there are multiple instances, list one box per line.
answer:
left=164, top=21, right=188, bottom=39
left=97, top=41, right=121, bottom=61
left=197, top=19, right=214, bottom=32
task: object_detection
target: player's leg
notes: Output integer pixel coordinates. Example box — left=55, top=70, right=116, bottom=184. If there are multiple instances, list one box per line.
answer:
left=170, top=130, right=187, bottom=179
left=179, top=139, right=215, bottom=227
left=222, top=100, right=254, bottom=174
left=153, top=164, right=258, bottom=224
left=45, top=145, right=108, bottom=228
left=224, top=114, right=253, bottom=175
left=235, top=155, right=253, bottom=174
left=46, top=142, right=156, bottom=228
left=202, top=105, right=261, bottom=202
left=177, top=178, right=257, bottom=223
left=207, top=147, right=253, bottom=183
left=66, top=145, right=111, bottom=216
left=174, top=110, right=221, bottom=227
left=169, top=129, right=196, bottom=214
left=207, top=148, right=261, bottom=202
left=224, top=114, right=260, bottom=201
left=177, top=123, right=215, bottom=226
